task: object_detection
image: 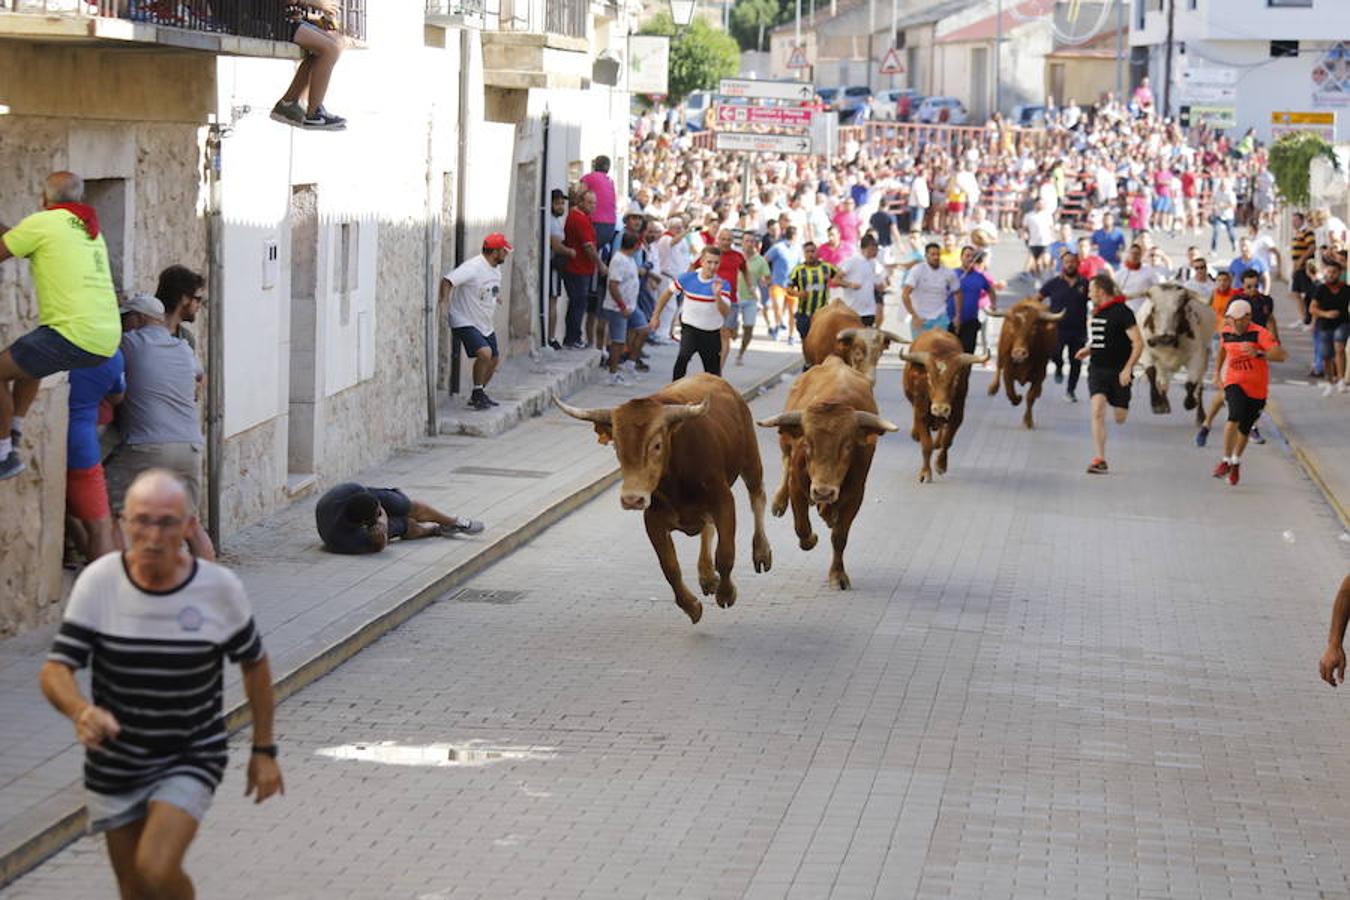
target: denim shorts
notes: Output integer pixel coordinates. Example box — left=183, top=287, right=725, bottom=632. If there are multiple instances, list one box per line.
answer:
left=86, top=773, right=214, bottom=834
left=1316, top=322, right=1350, bottom=355
left=452, top=326, right=499, bottom=359
left=9, top=325, right=109, bottom=380
left=601, top=307, right=629, bottom=343
left=914, top=313, right=951, bottom=336
left=724, top=299, right=758, bottom=330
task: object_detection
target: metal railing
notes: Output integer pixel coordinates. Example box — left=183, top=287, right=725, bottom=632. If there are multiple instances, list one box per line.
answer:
left=0, top=0, right=366, bottom=43
left=425, top=0, right=585, bottom=39
left=543, top=0, right=584, bottom=38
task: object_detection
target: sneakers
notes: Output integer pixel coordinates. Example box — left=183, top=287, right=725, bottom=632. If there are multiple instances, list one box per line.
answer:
left=301, top=107, right=347, bottom=131
left=1086, top=458, right=1108, bottom=475
left=564, top=340, right=588, bottom=350
left=1065, top=391, right=1077, bottom=403
left=439, top=518, right=485, bottom=537
left=1195, top=426, right=1210, bottom=447
left=548, top=339, right=563, bottom=351
left=1228, top=462, right=1241, bottom=486
left=1249, top=426, right=1265, bottom=445
left=468, top=388, right=495, bottom=410
left=1323, top=382, right=1337, bottom=398
left=1212, top=460, right=1231, bottom=479
left=270, top=100, right=305, bottom=126
left=1053, top=370, right=1064, bottom=384
left=633, top=359, right=651, bottom=373
left=1340, top=381, right=1349, bottom=395
left=0, top=451, right=25, bottom=481
left=608, top=371, right=632, bottom=386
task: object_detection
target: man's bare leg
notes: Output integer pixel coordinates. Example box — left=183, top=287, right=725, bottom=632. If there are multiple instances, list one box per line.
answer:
left=12, top=374, right=39, bottom=420
left=105, top=817, right=147, bottom=900
left=0, top=350, right=28, bottom=439
left=132, top=801, right=199, bottom=900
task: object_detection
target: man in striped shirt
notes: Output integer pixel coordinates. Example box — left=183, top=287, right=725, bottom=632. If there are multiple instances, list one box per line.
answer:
left=786, top=241, right=844, bottom=358
left=40, top=469, right=282, bottom=899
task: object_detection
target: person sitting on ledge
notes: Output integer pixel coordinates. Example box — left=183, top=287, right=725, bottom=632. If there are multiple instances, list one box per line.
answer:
left=315, top=483, right=484, bottom=554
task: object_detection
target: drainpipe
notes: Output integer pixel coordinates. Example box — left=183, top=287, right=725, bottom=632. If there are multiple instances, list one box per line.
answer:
left=424, top=118, right=439, bottom=436
left=538, top=109, right=551, bottom=348
left=450, top=27, right=473, bottom=397
left=205, top=121, right=225, bottom=548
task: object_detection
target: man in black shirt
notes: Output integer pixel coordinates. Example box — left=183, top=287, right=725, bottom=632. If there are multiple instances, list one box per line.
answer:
left=1310, top=258, right=1348, bottom=395
left=1077, top=273, right=1143, bottom=474
left=1237, top=268, right=1279, bottom=339
left=1039, top=251, right=1092, bottom=401
left=315, top=483, right=484, bottom=554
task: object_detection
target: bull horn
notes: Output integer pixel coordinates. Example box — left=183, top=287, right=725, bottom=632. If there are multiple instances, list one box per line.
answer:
left=899, top=349, right=931, bottom=366
left=854, top=411, right=900, bottom=433
left=663, top=397, right=710, bottom=425
left=835, top=327, right=860, bottom=342
left=1038, top=309, right=1067, bottom=322
left=880, top=330, right=905, bottom=344
left=985, top=307, right=1007, bottom=318
left=555, top=397, right=613, bottom=425
left=756, top=410, right=804, bottom=429
left=956, top=350, right=991, bottom=367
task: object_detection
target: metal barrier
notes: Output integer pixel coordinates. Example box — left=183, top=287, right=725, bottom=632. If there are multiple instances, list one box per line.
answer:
left=1, top=0, right=366, bottom=41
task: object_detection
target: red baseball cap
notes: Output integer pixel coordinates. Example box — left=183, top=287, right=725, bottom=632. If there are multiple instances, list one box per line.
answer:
left=484, top=232, right=513, bottom=251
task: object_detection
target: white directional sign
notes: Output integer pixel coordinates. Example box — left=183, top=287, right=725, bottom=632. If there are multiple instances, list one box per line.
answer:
left=1179, top=66, right=1238, bottom=87
left=718, top=78, right=817, bottom=103
left=715, top=131, right=814, bottom=154
left=1179, top=84, right=1237, bottom=104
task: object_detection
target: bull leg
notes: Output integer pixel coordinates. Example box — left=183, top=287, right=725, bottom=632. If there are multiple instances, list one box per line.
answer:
left=711, top=491, right=738, bottom=609
left=1022, top=379, right=1042, bottom=429
left=770, top=433, right=792, bottom=518
left=1192, top=381, right=1206, bottom=425
left=1183, top=380, right=1199, bottom=411
left=1005, top=369, right=1022, bottom=406
left=1146, top=366, right=1170, bottom=414
left=936, top=422, right=956, bottom=475
left=644, top=512, right=702, bottom=624
left=986, top=359, right=1002, bottom=396
left=742, top=450, right=773, bottom=574
left=827, top=492, right=863, bottom=591
left=917, top=423, right=935, bottom=483
left=789, top=465, right=818, bottom=550
left=697, top=519, right=719, bottom=596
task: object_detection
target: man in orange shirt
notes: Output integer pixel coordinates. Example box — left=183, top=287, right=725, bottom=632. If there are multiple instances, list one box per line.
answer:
left=1195, top=270, right=1239, bottom=447
left=1211, top=298, right=1287, bottom=485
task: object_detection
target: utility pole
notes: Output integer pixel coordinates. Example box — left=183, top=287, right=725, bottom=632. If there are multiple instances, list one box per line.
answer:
left=795, top=0, right=802, bottom=82
left=868, top=0, right=875, bottom=91
left=891, top=0, right=897, bottom=87
left=994, top=0, right=1002, bottom=116
left=1115, top=0, right=1124, bottom=99
left=1162, top=0, right=1176, bottom=118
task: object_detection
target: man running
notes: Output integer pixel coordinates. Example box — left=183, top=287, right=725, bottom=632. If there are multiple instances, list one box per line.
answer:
left=902, top=241, right=961, bottom=337
left=1196, top=271, right=1276, bottom=445
left=948, top=246, right=996, bottom=354
left=728, top=230, right=769, bottom=365
left=1078, top=273, right=1142, bottom=474
left=1040, top=250, right=1091, bottom=401
left=764, top=225, right=801, bottom=343
left=651, top=246, right=730, bottom=379
left=785, top=241, right=843, bottom=361
left=1211, top=298, right=1286, bottom=486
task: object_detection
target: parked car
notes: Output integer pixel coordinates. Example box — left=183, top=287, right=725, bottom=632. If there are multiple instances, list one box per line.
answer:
left=876, top=88, right=922, bottom=122
left=683, top=90, right=714, bottom=131
left=915, top=96, right=968, bottom=125
left=1010, top=104, right=1047, bottom=127
left=815, top=86, right=840, bottom=110
left=837, top=85, right=873, bottom=121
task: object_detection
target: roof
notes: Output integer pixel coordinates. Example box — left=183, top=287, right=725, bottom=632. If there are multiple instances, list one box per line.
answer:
left=894, top=0, right=982, bottom=31
left=937, top=0, right=1055, bottom=44
left=770, top=0, right=980, bottom=37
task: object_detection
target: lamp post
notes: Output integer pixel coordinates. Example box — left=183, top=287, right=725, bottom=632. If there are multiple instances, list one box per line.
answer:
left=669, top=0, right=695, bottom=28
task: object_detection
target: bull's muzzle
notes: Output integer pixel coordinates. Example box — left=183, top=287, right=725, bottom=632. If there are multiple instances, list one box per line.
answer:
left=620, top=492, right=650, bottom=511
left=1151, top=335, right=1178, bottom=348
left=811, top=484, right=839, bottom=504
left=931, top=403, right=952, bottom=419
left=1010, top=347, right=1028, bottom=363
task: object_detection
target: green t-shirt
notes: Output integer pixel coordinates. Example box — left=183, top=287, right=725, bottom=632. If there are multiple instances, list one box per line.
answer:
left=3, top=209, right=120, bottom=356
left=738, top=253, right=770, bottom=303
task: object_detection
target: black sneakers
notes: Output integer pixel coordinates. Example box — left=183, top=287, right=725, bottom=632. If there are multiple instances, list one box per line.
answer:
left=469, top=388, right=500, bottom=410
left=302, top=107, right=347, bottom=131
left=0, top=451, right=25, bottom=481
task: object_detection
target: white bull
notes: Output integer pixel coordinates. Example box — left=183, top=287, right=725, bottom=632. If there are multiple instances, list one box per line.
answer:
left=1137, top=284, right=1214, bottom=424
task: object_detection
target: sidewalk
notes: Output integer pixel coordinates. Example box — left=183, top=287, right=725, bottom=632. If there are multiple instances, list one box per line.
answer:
left=0, top=335, right=804, bottom=887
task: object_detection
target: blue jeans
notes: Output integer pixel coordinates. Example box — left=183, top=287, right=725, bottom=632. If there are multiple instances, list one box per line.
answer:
left=1210, top=216, right=1236, bottom=251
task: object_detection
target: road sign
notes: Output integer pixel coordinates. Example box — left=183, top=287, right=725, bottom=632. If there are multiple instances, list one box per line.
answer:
left=1178, top=84, right=1236, bottom=104
left=879, top=47, right=904, bottom=76
left=718, top=78, right=817, bottom=103
left=1179, top=104, right=1236, bottom=129
left=1178, top=66, right=1238, bottom=87
left=787, top=45, right=809, bottom=70
left=715, top=105, right=814, bottom=127
left=1272, top=110, right=1337, bottom=141
left=714, top=131, right=813, bottom=154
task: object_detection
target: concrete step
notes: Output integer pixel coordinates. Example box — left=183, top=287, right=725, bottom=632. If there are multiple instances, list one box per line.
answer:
left=437, top=346, right=601, bottom=438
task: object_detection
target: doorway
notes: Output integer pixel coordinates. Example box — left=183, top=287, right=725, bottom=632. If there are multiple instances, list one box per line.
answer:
left=970, top=46, right=989, bottom=121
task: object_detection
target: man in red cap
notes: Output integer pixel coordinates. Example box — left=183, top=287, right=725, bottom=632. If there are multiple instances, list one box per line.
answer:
left=439, top=233, right=511, bottom=410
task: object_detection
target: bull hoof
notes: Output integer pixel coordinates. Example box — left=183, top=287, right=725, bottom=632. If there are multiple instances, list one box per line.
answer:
left=910, top=428, right=919, bottom=442
left=716, top=580, right=737, bottom=609
left=918, top=468, right=932, bottom=484
left=698, top=570, right=719, bottom=596
left=935, top=451, right=948, bottom=475
left=1023, top=411, right=1035, bottom=429
left=1183, top=390, right=1198, bottom=411
left=986, top=379, right=999, bottom=396
left=799, top=533, right=818, bottom=551
left=828, top=569, right=851, bottom=591
left=677, top=595, right=703, bottom=624
left=753, top=538, right=773, bottom=573
left=1009, top=393, right=1022, bottom=407
left=770, top=493, right=788, bottom=518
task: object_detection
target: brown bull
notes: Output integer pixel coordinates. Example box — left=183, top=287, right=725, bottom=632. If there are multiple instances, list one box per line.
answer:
left=757, top=356, right=898, bottom=590
left=985, top=298, right=1065, bottom=429
left=557, top=374, right=771, bottom=624
left=802, top=299, right=904, bottom=384
left=901, top=329, right=988, bottom=483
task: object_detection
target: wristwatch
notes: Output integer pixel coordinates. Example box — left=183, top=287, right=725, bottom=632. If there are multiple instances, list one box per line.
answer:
left=251, top=744, right=278, bottom=758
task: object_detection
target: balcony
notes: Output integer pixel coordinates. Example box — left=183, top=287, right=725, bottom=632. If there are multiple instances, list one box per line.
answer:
left=0, top=0, right=365, bottom=57
left=425, top=0, right=592, bottom=90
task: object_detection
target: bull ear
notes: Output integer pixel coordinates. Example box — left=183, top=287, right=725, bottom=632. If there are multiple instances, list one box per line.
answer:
left=1143, top=310, right=1155, bottom=331
left=594, top=424, right=613, bottom=445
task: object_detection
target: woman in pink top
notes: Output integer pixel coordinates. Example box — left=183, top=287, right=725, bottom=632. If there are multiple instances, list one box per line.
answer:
left=832, top=198, right=861, bottom=258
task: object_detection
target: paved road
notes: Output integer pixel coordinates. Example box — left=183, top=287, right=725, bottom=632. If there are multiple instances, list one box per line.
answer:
left=6, top=343, right=1347, bottom=899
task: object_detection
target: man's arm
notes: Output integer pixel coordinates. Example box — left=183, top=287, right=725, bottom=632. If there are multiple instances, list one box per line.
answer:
left=1121, top=324, right=1144, bottom=385
left=583, top=242, right=605, bottom=275
left=0, top=226, right=10, bottom=264
left=986, top=280, right=998, bottom=311
left=437, top=278, right=452, bottom=312
left=607, top=278, right=629, bottom=314
left=650, top=283, right=676, bottom=325
left=1321, top=575, right=1350, bottom=686
left=901, top=284, right=917, bottom=318
left=39, top=660, right=120, bottom=749
left=240, top=656, right=284, bottom=802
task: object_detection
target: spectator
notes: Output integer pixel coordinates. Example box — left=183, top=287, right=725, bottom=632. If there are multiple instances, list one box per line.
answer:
left=1310, top=258, right=1348, bottom=396
left=652, top=215, right=695, bottom=344
left=1228, top=237, right=1270, bottom=295
left=0, top=171, right=121, bottom=480
left=316, top=482, right=483, bottom=553
left=602, top=231, right=649, bottom=386
left=1092, top=211, right=1127, bottom=268
left=1291, top=211, right=1317, bottom=273
left=545, top=188, right=572, bottom=351
left=67, top=346, right=125, bottom=562
left=105, top=293, right=215, bottom=560
left=764, top=225, right=801, bottom=343
left=155, top=264, right=206, bottom=348
left=1039, top=251, right=1091, bottom=401
left=1210, top=178, right=1238, bottom=253
left=270, top=0, right=347, bottom=130
left=581, top=156, right=619, bottom=314
left=561, top=189, right=604, bottom=349
left=1022, top=199, right=1055, bottom=276
left=439, top=233, right=511, bottom=411
left=839, top=234, right=884, bottom=327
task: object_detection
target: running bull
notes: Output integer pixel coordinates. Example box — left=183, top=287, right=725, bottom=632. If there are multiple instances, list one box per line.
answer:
left=557, top=374, right=772, bottom=624
left=901, top=329, right=988, bottom=483
left=1137, top=283, right=1214, bottom=424
left=802, top=299, right=904, bottom=384
left=757, top=356, right=898, bottom=590
left=985, top=299, right=1065, bottom=429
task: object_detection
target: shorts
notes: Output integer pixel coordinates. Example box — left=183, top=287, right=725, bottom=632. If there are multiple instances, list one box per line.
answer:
left=86, top=773, right=214, bottom=835
left=770, top=285, right=790, bottom=308
left=1152, top=196, right=1174, bottom=214
left=106, top=442, right=203, bottom=514
left=795, top=312, right=813, bottom=342
left=946, top=201, right=965, bottom=214
left=1224, top=384, right=1265, bottom=435
left=452, top=326, right=499, bottom=359
left=8, top=326, right=110, bottom=380
left=1088, top=366, right=1132, bottom=409
left=368, top=486, right=411, bottom=539
left=913, top=313, right=950, bottom=336
left=1315, top=322, right=1350, bottom=356
left=725, top=299, right=758, bottom=330
left=601, top=307, right=630, bottom=343
left=548, top=265, right=563, bottom=299
left=67, top=463, right=111, bottom=522
left=1028, top=245, right=1047, bottom=260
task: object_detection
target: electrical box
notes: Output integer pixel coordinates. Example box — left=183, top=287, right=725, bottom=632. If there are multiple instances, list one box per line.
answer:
left=262, top=238, right=279, bottom=291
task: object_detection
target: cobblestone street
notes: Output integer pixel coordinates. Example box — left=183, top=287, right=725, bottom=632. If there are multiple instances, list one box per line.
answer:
left=5, top=344, right=1348, bottom=899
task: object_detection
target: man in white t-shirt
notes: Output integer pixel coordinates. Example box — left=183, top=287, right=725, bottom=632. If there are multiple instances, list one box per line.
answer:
left=840, top=235, right=884, bottom=326
left=546, top=189, right=572, bottom=351
left=1023, top=199, right=1055, bottom=276
left=603, top=232, right=648, bottom=386
left=439, top=232, right=510, bottom=410
left=902, top=242, right=961, bottom=335
left=1117, top=242, right=1166, bottom=312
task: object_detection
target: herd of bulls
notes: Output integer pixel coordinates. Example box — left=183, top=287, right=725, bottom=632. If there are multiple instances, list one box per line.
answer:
left=558, top=284, right=1218, bottom=623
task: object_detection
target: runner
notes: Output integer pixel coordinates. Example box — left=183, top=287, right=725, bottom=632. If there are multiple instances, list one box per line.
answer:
left=784, top=241, right=843, bottom=362
left=1309, top=257, right=1348, bottom=396
left=902, top=242, right=961, bottom=338
left=650, top=246, right=730, bottom=380
left=730, top=230, right=770, bottom=365
left=764, top=225, right=802, bottom=344
left=1211, top=298, right=1286, bottom=486
left=1078, top=273, right=1142, bottom=475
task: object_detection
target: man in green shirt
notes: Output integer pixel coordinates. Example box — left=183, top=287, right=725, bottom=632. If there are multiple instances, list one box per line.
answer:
left=0, top=172, right=121, bottom=479
left=728, top=230, right=771, bottom=366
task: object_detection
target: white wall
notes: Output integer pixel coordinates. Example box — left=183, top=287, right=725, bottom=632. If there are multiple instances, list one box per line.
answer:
left=1133, top=0, right=1349, bottom=46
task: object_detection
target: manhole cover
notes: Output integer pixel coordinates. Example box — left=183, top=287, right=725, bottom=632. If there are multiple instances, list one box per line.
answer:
left=451, top=589, right=524, bottom=605
left=450, top=466, right=550, bottom=479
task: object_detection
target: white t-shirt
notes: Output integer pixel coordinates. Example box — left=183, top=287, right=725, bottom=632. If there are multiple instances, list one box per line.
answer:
left=446, top=255, right=501, bottom=335
left=1250, top=233, right=1277, bottom=272
left=910, top=175, right=930, bottom=209
left=905, top=263, right=960, bottom=320
left=840, top=254, right=881, bottom=317
left=605, top=251, right=639, bottom=313
left=1119, top=265, right=1165, bottom=310
left=1024, top=211, right=1054, bottom=247
left=1184, top=276, right=1214, bottom=306
left=547, top=213, right=565, bottom=269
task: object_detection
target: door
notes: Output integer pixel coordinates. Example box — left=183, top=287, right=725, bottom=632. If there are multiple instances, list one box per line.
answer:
left=969, top=46, right=989, bottom=122
left=1050, top=62, right=1066, bottom=106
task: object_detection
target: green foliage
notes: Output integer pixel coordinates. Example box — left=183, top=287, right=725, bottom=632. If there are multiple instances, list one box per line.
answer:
left=730, top=0, right=779, bottom=51
left=640, top=13, right=741, bottom=102
left=1268, top=131, right=1341, bottom=209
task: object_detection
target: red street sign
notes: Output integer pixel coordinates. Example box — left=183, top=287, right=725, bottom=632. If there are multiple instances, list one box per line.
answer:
left=715, top=105, right=814, bottom=127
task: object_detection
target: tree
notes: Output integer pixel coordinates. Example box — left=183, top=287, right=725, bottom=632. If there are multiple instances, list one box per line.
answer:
left=1268, top=131, right=1341, bottom=209
left=640, top=13, right=741, bottom=102
left=730, top=0, right=779, bottom=51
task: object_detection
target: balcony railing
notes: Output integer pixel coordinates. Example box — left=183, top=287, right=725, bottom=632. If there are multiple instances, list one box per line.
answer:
left=425, top=0, right=585, bottom=39
left=0, top=0, right=366, bottom=43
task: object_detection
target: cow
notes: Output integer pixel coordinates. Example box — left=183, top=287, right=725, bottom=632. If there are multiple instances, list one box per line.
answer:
left=1136, top=283, right=1214, bottom=423
left=802, top=299, right=905, bottom=384
left=756, top=356, right=898, bottom=590
left=900, top=329, right=988, bottom=483
left=985, top=299, right=1065, bottom=429
left=556, top=373, right=771, bottom=625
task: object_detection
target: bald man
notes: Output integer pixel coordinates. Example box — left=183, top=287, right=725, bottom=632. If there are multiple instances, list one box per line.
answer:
left=0, top=172, right=122, bottom=480
left=40, top=470, right=282, bottom=900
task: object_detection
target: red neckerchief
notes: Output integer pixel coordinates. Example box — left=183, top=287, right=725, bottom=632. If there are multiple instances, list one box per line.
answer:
left=1094, top=295, right=1128, bottom=315
left=1123, top=259, right=1141, bottom=271
left=47, top=202, right=100, bottom=238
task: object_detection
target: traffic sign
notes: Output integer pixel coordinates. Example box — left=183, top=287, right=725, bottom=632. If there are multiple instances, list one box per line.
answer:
left=787, top=45, right=810, bottom=70
left=1272, top=110, right=1337, bottom=141
left=879, top=47, right=904, bottom=76
left=714, top=131, right=813, bottom=154
left=715, top=105, right=814, bottom=128
left=718, top=78, right=817, bottom=103
left=1178, top=84, right=1236, bottom=104
left=1179, top=104, right=1236, bottom=129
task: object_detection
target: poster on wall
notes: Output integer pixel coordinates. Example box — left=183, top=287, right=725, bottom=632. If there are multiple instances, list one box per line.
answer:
left=626, top=35, right=670, bottom=96
left=1311, top=42, right=1350, bottom=108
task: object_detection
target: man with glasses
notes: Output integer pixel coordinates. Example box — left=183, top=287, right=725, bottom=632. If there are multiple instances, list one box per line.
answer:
left=155, top=265, right=207, bottom=349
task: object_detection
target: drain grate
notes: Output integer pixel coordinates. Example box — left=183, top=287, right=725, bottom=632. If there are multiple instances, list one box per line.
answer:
left=451, top=588, right=525, bottom=605
left=450, top=466, right=550, bottom=479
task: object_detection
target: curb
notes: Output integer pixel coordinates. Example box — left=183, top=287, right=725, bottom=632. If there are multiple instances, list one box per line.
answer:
left=0, top=358, right=800, bottom=891
left=1266, top=396, right=1350, bottom=532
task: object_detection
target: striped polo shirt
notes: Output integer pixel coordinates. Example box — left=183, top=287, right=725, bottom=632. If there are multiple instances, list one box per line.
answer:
left=674, top=270, right=727, bottom=331
left=48, top=554, right=265, bottom=795
left=788, top=261, right=838, bottom=317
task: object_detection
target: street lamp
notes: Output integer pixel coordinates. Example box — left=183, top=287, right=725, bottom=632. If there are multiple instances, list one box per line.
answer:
left=669, top=0, right=696, bottom=27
